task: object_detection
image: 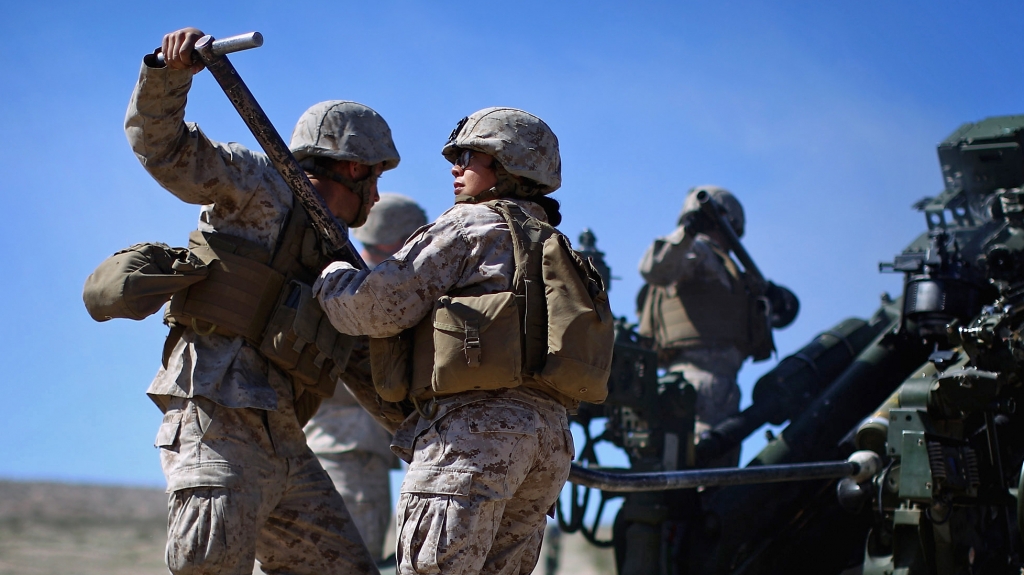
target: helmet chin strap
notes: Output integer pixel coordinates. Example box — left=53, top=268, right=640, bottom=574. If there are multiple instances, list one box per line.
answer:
left=306, top=163, right=379, bottom=228
left=455, top=187, right=502, bottom=204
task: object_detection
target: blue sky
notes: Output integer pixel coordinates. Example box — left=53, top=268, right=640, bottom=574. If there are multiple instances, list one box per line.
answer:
left=1, top=1, right=1021, bottom=498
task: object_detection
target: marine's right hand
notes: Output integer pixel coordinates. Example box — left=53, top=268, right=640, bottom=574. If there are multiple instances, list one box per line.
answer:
left=160, top=27, right=206, bottom=73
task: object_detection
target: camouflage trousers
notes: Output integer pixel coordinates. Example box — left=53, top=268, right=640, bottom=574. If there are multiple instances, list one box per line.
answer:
left=669, top=348, right=743, bottom=467
left=394, top=388, right=573, bottom=575
left=318, top=450, right=393, bottom=562
left=155, top=395, right=378, bottom=575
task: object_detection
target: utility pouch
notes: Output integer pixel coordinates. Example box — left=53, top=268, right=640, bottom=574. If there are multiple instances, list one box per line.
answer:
left=430, top=291, right=522, bottom=395
left=489, top=200, right=613, bottom=404
left=369, top=332, right=414, bottom=403
left=259, top=280, right=354, bottom=399
left=169, top=231, right=285, bottom=343
left=536, top=233, right=614, bottom=403
left=83, top=242, right=208, bottom=322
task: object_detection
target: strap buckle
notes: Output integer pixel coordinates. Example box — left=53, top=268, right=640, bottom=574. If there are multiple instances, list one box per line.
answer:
left=464, top=320, right=481, bottom=367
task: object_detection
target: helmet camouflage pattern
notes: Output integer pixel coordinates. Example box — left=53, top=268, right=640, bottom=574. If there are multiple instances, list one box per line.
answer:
left=290, top=101, right=400, bottom=170
left=680, top=185, right=745, bottom=238
left=352, top=193, right=428, bottom=246
left=441, top=107, right=561, bottom=193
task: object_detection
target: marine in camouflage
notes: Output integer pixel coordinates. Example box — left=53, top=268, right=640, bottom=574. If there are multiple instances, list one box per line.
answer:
left=126, top=47, right=393, bottom=574
left=639, top=187, right=751, bottom=466
left=314, top=199, right=573, bottom=574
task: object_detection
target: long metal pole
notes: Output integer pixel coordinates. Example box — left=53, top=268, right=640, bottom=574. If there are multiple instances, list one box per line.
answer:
left=190, top=33, right=366, bottom=269
left=696, top=189, right=765, bottom=289
left=568, top=459, right=861, bottom=493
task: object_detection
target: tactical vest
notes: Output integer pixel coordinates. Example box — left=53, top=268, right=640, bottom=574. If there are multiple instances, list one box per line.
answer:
left=369, top=200, right=613, bottom=411
left=638, top=242, right=773, bottom=360
left=165, top=207, right=355, bottom=422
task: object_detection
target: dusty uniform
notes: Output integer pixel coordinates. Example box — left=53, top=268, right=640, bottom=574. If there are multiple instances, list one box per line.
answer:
left=126, top=63, right=377, bottom=575
left=315, top=200, right=574, bottom=575
left=304, top=382, right=398, bottom=561
left=639, top=226, right=745, bottom=463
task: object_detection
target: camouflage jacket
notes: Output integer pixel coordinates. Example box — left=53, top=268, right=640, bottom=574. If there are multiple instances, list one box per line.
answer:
left=638, top=225, right=735, bottom=290
left=126, top=62, right=296, bottom=412
left=314, top=200, right=547, bottom=338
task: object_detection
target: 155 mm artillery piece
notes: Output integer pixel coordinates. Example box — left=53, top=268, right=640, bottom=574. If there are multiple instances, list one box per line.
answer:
left=563, top=115, right=1024, bottom=575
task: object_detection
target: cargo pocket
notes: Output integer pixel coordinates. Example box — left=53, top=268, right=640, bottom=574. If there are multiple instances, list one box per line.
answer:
left=155, top=410, right=183, bottom=449
left=398, top=468, right=476, bottom=575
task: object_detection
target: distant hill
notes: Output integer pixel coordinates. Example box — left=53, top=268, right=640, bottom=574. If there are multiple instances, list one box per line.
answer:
left=0, top=479, right=613, bottom=575
left=0, top=480, right=167, bottom=575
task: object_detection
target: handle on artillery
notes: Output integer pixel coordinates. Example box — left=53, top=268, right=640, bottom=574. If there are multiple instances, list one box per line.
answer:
left=155, top=32, right=263, bottom=65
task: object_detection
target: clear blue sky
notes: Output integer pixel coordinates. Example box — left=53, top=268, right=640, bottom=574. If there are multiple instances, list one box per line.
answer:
left=1, top=1, right=1021, bottom=494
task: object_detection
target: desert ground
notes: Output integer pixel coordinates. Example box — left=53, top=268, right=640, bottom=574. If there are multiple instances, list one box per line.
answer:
left=0, top=480, right=614, bottom=575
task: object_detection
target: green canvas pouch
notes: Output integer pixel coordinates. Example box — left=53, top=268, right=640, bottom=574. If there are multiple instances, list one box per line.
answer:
left=83, top=242, right=208, bottom=322
left=431, top=291, right=523, bottom=395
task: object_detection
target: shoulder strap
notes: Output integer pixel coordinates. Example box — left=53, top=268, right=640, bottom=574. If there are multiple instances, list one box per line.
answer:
left=485, top=200, right=551, bottom=374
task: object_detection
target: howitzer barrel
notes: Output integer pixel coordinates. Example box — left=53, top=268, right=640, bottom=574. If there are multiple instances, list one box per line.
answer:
left=569, top=451, right=880, bottom=492
left=695, top=312, right=893, bottom=464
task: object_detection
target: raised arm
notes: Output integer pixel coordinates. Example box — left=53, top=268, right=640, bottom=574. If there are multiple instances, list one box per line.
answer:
left=124, top=27, right=271, bottom=209
left=639, top=226, right=734, bottom=289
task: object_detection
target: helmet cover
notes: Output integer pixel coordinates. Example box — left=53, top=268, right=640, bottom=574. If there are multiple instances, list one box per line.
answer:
left=441, top=107, right=561, bottom=193
left=680, top=185, right=745, bottom=238
left=290, top=100, right=400, bottom=171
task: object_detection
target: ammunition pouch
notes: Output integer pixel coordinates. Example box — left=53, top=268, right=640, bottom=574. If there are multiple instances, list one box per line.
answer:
left=259, top=281, right=355, bottom=398
left=167, top=229, right=353, bottom=402
left=83, top=242, right=209, bottom=322
left=369, top=331, right=414, bottom=403
left=430, top=291, right=523, bottom=394
left=372, top=295, right=519, bottom=406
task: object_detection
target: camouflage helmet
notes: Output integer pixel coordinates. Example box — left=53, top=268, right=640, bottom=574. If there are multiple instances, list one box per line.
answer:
left=289, top=101, right=400, bottom=170
left=351, top=193, right=428, bottom=246
left=441, top=107, right=561, bottom=193
left=680, top=185, right=745, bottom=237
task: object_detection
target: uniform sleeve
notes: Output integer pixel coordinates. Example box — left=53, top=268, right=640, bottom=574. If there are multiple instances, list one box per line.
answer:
left=639, top=227, right=731, bottom=288
left=124, top=62, right=269, bottom=208
left=315, top=214, right=473, bottom=338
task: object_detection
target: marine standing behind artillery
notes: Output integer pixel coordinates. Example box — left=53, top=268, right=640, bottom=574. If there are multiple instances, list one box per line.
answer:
left=637, top=186, right=798, bottom=466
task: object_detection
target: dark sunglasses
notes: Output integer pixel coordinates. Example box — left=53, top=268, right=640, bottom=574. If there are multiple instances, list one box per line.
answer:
left=454, top=149, right=494, bottom=170
left=454, top=149, right=474, bottom=169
